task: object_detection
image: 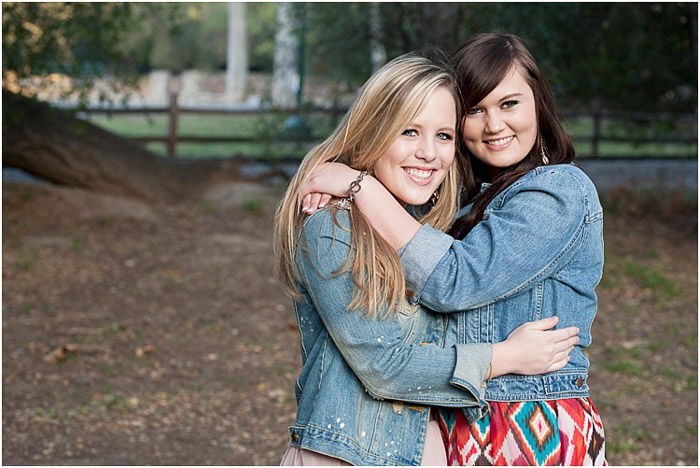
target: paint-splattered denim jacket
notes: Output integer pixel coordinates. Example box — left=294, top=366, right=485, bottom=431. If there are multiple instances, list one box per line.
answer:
left=399, top=164, right=604, bottom=410
left=288, top=207, right=491, bottom=466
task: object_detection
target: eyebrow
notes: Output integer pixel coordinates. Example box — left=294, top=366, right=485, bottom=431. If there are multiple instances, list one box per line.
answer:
left=499, top=93, right=524, bottom=101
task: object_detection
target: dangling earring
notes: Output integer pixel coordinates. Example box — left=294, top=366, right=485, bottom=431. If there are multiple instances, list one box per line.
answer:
left=430, top=190, right=440, bottom=208
left=539, top=134, right=550, bottom=165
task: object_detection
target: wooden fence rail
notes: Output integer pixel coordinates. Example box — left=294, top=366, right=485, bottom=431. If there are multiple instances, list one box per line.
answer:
left=75, top=93, right=698, bottom=159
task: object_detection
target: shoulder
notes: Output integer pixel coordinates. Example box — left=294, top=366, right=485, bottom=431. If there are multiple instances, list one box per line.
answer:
left=301, top=207, right=352, bottom=244
left=297, top=207, right=353, bottom=274
left=505, top=163, right=599, bottom=202
left=491, top=163, right=603, bottom=222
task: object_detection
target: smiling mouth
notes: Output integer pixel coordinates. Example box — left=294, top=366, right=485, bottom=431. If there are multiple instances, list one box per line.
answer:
left=403, top=167, right=436, bottom=186
left=483, top=135, right=515, bottom=149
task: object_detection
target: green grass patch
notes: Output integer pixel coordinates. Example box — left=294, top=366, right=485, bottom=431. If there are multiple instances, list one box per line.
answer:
left=102, top=322, right=122, bottom=337
left=71, top=235, right=84, bottom=251
left=606, top=438, right=638, bottom=456
left=33, top=404, right=61, bottom=420
left=601, top=346, right=646, bottom=376
left=242, top=197, right=264, bottom=213
left=200, top=201, right=217, bottom=214
left=682, top=332, right=697, bottom=350
left=18, top=256, right=33, bottom=271
left=104, top=393, right=131, bottom=410
left=659, top=367, right=682, bottom=379
left=622, top=257, right=681, bottom=302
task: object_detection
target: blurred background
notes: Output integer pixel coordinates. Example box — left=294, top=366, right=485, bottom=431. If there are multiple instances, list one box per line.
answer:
left=2, top=2, right=697, bottom=465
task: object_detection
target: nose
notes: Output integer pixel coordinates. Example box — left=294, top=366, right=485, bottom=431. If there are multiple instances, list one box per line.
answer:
left=484, top=111, right=505, bottom=134
left=415, top=136, right=437, bottom=162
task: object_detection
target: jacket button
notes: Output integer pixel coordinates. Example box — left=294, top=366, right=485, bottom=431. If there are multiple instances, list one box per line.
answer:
left=292, top=433, right=300, bottom=440
left=575, top=378, right=584, bottom=387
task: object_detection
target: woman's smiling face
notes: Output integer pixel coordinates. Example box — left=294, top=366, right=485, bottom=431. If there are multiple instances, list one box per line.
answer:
left=373, top=86, right=456, bottom=206
left=462, top=65, right=538, bottom=174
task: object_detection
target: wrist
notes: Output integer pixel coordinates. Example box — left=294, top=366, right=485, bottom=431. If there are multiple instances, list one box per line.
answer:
left=490, top=341, right=514, bottom=378
left=350, top=173, right=379, bottom=204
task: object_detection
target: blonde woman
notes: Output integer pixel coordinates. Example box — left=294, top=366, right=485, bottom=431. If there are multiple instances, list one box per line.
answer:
left=274, top=54, right=579, bottom=466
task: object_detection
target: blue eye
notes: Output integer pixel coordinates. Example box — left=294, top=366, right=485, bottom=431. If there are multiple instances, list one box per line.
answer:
left=437, top=133, right=453, bottom=141
left=402, top=129, right=418, bottom=136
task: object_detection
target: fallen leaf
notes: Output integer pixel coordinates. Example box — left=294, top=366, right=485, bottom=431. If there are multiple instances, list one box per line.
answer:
left=135, top=345, right=155, bottom=357
left=44, top=344, right=80, bottom=364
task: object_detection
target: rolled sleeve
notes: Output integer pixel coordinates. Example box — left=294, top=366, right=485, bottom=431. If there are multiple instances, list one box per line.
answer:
left=398, top=223, right=453, bottom=303
left=451, top=343, right=491, bottom=404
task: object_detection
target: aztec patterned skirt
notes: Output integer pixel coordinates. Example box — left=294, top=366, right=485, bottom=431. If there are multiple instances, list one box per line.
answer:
left=436, top=398, right=606, bottom=466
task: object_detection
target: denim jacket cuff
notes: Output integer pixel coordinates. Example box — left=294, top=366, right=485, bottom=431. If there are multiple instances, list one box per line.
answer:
left=450, top=343, right=491, bottom=404
left=398, top=224, right=453, bottom=301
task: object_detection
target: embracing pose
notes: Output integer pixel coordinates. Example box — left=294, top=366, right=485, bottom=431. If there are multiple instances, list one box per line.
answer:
left=301, top=34, right=607, bottom=465
left=275, top=53, right=579, bottom=465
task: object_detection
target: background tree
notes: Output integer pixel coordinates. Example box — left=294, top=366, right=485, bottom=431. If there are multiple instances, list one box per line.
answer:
left=2, top=2, right=260, bottom=203
left=226, top=2, right=248, bottom=102
left=2, top=2, right=696, bottom=203
left=271, top=2, right=299, bottom=109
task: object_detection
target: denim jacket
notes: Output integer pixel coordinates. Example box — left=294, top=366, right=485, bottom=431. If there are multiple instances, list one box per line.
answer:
left=399, top=164, right=604, bottom=405
left=289, top=208, right=491, bottom=465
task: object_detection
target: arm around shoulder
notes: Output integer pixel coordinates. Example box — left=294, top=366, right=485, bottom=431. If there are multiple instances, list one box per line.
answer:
left=401, top=166, right=589, bottom=312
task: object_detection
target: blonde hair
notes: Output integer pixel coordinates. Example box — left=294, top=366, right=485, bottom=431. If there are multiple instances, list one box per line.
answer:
left=274, top=54, right=462, bottom=318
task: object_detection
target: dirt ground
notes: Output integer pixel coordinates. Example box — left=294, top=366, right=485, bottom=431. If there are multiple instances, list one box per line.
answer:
left=2, top=180, right=697, bottom=465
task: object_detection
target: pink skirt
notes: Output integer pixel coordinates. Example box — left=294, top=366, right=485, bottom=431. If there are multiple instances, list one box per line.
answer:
left=280, top=417, right=447, bottom=465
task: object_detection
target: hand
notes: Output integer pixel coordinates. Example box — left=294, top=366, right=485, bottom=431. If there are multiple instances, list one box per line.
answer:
left=491, top=316, right=579, bottom=378
left=299, top=162, right=360, bottom=214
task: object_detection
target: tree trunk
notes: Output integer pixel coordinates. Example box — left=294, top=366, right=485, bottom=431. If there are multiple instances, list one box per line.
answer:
left=2, top=91, right=272, bottom=204
left=225, top=2, right=248, bottom=103
left=271, top=2, right=299, bottom=109
left=368, top=3, right=386, bottom=73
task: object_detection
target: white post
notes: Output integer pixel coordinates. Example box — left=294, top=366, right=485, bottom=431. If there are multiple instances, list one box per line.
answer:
left=225, top=2, right=248, bottom=103
left=369, top=2, right=386, bottom=73
left=271, top=2, right=299, bottom=109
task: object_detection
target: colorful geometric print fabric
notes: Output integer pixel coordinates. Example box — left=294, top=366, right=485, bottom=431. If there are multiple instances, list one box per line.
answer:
left=437, top=398, right=607, bottom=466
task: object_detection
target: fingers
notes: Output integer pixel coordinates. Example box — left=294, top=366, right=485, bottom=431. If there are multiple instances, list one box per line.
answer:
left=309, top=193, right=322, bottom=212
left=547, top=326, right=580, bottom=343
left=552, top=336, right=579, bottom=354
left=319, top=193, right=332, bottom=208
left=302, top=193, right=333, bottom=214
left=522, top=315, right=559, bottom=330
left=301, top=193, right=313, bottom=214
left=548, top=355, right=571, bottom=372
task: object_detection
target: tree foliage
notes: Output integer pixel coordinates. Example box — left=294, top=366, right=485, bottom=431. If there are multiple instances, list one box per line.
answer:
left=2, top=2, right=697, bottom=112
left=3, top=2, right=148, bottom=100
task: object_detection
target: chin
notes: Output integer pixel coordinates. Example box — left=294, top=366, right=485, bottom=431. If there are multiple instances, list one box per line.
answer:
left=403, top=195, right=432, bottom=206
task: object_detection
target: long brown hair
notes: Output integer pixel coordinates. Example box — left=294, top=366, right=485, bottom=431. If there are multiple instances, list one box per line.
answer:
left=274, top=54, right=462, bottom=318
left=449, top=33, right=575, bottom=239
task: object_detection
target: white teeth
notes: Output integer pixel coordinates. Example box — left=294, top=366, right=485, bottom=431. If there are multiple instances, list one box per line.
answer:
left=404, top=168, right=432, bottom=179
left=485, top=136, right=514, bottom=146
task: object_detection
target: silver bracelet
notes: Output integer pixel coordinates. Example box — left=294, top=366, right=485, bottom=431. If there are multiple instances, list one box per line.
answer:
left=334, top=170, right=369, bottom=210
